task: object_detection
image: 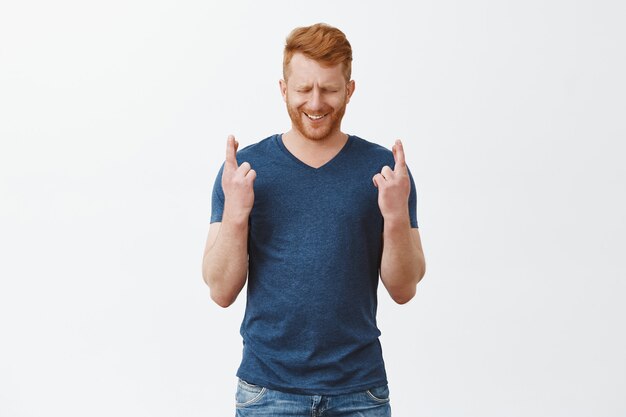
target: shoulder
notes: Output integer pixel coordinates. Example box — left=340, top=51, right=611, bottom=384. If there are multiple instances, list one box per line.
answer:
left=236, top=134, right=277, bottom=158
left=234, top=134, right=280, bottom=168
left=214, top=134, right=278, bottom=177
left=349, top=135, right=394, bottom=164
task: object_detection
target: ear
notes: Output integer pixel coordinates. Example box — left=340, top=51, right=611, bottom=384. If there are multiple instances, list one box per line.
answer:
left=279, top=79, right=287, bottom=102
left=345, top=80, right=356, bottom=104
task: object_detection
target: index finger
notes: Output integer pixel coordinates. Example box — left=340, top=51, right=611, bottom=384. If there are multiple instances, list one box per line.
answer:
left=393, top=139, right=407, bottom=171
left=225, top=135, right=238, bottom=168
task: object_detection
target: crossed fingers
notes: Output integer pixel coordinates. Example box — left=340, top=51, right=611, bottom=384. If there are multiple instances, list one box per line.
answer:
left=224, top=134, right=256, bottom=180
left=373, top=139, right=408, bottom=187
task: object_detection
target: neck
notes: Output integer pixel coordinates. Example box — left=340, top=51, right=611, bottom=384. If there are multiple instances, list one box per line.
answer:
left=282, top=128, right=348, bottom=151
left=280, top=128, right=350, bottom=169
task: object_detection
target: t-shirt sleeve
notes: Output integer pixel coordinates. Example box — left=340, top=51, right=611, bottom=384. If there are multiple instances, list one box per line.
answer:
left=210, top=163, right=225, bottom=223
left=407, top=165, right=419, bottom=229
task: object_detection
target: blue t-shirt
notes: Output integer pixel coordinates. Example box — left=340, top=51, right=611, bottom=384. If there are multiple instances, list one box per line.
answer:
left=210, top=133, right=418, bottom=395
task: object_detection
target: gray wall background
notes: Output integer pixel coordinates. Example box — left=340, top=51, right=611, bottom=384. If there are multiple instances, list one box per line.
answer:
left=1, top=0, right=624, bottom=416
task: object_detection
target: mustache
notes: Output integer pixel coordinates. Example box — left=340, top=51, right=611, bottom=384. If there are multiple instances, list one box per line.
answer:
left=301, top=108, right=333, bottom=114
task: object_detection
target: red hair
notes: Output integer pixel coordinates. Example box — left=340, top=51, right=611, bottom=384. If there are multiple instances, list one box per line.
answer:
left=283, top=23, right=353, bottom=81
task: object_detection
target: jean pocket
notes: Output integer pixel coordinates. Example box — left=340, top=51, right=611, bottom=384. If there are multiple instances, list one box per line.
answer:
left=366, top=384, right=390, bottom=402
left=236, top=378, right=267, bottom=407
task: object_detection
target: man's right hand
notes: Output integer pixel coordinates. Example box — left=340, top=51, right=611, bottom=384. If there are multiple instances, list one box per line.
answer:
left=221, top=135, right=256, bottom=222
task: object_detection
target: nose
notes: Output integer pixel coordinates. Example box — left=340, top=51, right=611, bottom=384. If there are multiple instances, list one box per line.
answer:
left=308, top=86, right=323, bottom=111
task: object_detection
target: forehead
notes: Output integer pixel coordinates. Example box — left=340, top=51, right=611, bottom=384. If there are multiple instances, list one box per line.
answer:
left=286, top=53, right=345, bottom=85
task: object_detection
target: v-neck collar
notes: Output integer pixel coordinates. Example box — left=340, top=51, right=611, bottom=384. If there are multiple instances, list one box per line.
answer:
left=274, top=133, right=353, bottom=172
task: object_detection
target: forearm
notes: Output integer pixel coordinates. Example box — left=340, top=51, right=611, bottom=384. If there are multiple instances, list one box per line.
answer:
left=380, top=217, right=425, bottom=304
left=202, top=211, right=250, bottom=307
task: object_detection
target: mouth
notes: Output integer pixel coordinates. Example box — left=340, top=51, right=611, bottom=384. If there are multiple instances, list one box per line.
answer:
left=303, top=112, right=328, bottom=121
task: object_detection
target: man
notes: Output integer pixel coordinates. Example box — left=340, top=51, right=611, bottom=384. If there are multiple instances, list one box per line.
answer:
left=202, top=23, right=425, bottom=416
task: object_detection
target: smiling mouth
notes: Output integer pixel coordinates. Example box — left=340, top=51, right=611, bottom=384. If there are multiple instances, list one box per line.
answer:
left=304, top=112, right=328, bottom=121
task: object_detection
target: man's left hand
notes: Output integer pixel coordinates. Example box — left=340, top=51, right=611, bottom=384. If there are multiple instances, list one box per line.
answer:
left=372, top=139, right=411, bottom=223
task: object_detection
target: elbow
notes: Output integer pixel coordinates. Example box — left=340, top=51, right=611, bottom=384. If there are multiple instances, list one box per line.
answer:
left=417, top=265, right=426, bottom=285
left=211, top=291, right=235, bottom=308
left=206, top=279, right=242, bottom=308
left=389, top=271, right=425, bottom=305
left=208, top=281, right=238, bottom=308
left=391, top=286, right=417, bottom=305
left=202, top=270, right=237, bottom=308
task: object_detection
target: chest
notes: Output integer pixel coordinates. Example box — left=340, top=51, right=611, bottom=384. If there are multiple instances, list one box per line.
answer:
left=250, top=167, right=381, bottom=234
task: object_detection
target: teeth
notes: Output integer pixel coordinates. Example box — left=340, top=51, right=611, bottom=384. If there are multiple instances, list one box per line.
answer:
left=305, top=112, right=326, bottom=120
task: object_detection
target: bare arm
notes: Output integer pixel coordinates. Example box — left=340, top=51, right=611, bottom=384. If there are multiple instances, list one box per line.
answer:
left=380, top=225, right=426, bottom=304
left=202, top=135, right=256, bottom=308
left=372, top=139, right=426, bottom=304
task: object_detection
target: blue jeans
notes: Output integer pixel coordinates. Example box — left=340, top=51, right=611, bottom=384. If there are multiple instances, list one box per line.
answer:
left=235, top=378, right=392, bottom=416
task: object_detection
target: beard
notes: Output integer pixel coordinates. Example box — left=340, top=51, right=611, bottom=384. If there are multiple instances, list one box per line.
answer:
left=286, top=98, right=347, bottom=142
